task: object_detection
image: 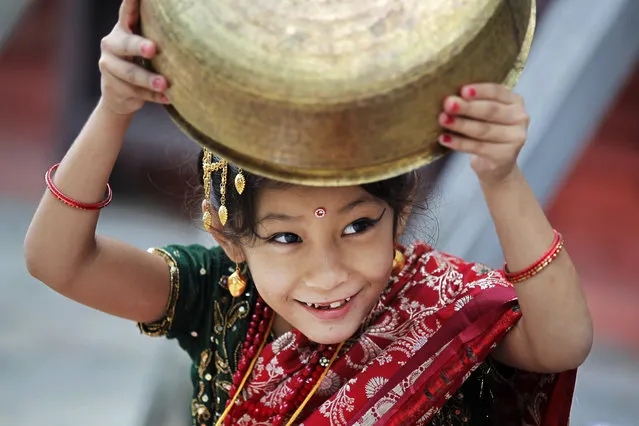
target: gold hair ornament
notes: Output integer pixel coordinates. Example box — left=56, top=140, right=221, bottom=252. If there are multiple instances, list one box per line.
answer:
left=202, top=149, right=245, bottom=227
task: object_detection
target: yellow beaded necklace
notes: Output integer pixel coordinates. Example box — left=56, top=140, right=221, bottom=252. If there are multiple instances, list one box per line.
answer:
left=215, top=315, right=345, bottom=425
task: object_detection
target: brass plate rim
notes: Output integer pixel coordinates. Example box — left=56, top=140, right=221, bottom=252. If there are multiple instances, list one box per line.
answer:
left=165, top=0, right=537, bottom=187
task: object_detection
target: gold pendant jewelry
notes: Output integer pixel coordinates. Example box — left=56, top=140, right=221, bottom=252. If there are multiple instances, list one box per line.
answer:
left=202, top=210, right=212, bottom=232
left=392, top=248, right=405, bottom=275
left=202, top=149, right=244, bottom=228
left=228, top=264, right=247, bottom=297
left=234, top=170, right=246, bottom=194
left=218, top=205, right=228, bottom=226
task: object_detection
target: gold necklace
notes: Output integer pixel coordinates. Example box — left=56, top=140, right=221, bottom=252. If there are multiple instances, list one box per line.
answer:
left=286, top=340, right=345, bottom=425
left=215, top=316, right=345, bottom=426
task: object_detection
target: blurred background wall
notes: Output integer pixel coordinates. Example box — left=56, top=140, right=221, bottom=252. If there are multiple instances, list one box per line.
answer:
left=1, top=0, right=637, bottom=425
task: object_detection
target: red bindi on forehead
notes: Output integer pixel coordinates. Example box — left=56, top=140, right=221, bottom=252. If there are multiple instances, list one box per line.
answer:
left=314, top=207, right=327, bottom=218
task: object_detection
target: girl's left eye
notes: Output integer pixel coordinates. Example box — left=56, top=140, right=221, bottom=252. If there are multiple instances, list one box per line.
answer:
left=343, top=209, right=386, bottom=236
left=271, top=233, right=302, bottom=244
left=343, top=219, right=376, bottom=235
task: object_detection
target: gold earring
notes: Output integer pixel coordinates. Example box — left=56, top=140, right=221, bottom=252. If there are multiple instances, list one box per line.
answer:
left=228, top=263, right=247, bottom=297
left=392, top=248, right=405, bottom=275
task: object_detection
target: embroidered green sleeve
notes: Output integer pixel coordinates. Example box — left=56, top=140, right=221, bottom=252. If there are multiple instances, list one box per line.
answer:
left=136, top=244, right=225, bottom=355
left=136, top=243, right=259, bottom=422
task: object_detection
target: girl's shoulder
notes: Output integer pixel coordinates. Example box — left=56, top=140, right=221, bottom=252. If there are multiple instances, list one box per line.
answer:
left=137, top=243, right=240, bottom=345
left=158, top=243, right=228, bottom=272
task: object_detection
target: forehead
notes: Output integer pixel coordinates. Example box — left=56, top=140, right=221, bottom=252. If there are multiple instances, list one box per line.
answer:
left=255, top=185, right=377, bottom=212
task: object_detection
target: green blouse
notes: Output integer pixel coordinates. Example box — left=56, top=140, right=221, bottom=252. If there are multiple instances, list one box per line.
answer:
left=138, top=244, right=496, bottom=426
left=138, top=244, right=261, bottom=423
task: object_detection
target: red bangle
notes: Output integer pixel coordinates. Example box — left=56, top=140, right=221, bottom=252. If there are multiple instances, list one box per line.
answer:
left=504, top=230, right=564, bottom=284
left=45, top=163, right=113, bottom=210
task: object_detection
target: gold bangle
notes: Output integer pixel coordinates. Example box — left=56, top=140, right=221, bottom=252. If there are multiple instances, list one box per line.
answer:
left=137, top=248, right=180, bottom=337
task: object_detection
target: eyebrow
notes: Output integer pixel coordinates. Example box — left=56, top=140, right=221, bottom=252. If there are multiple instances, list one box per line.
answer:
left=257, top=195, right=380, bottom=224
left=338, top=196, right=380, bottom=214
left=257, top=212, right=303, bottom=223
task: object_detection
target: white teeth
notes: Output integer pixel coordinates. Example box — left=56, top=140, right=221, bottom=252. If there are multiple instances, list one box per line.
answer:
left=303, top=296, right=353, bottom=310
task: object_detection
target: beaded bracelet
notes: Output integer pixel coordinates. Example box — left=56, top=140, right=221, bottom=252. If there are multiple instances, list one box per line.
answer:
left=504, top=230, right=565, bottom=284
left=45, top=163, right=112, bottom=210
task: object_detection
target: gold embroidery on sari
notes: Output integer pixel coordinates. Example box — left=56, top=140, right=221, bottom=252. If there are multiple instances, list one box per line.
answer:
left=216, top=380, right=232, bottom=394
left=226, top=301, right=251, bottom=330
left=209, top=278, right=253, bottom=421
left=193, top=349, right=214, bottom=423
left=198, top=349, right=213, bottom=378
left=215, top=351, right=229, bottom=373
left=212, top=294, right=251, bottom=369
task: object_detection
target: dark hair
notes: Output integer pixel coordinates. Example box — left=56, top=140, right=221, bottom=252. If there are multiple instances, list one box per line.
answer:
left=197, top=150, right=419, bottom=245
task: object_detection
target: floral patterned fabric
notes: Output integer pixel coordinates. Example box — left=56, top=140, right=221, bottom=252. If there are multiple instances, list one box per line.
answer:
left=139, top=242, right=576, bottom=425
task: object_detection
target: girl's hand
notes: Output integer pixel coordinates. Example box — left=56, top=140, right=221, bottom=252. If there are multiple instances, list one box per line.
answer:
left=438, top=83, right=531, bottom=186
left=98, top=0, right=170, bottom=116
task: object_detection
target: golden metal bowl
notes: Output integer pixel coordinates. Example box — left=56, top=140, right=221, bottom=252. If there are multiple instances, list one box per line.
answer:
left=140, top=0, right=536, bottom=186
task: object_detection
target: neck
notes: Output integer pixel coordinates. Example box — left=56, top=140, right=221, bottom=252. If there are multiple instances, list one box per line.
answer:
left=272, top=313, right=293, bottom=338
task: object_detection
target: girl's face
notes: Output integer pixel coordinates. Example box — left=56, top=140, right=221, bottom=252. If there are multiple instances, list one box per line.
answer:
left=241, top=185, right=396, bottom=344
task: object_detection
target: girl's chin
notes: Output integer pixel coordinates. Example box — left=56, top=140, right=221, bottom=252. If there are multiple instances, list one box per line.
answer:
left=304, top=333, right=353, bottom=346
left=298, top=323, right=359, bottom=345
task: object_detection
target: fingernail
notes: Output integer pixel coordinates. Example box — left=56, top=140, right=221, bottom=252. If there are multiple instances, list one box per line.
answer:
left=450, top=102, right=460, bottom=113
left=152, top=77, right=164, bottom=90
left=141, top=41, right=154, bottom=57
left=443, top=114, right=455, bottom=125
left=440, top=134, right=453, bottom=144
left=466, top=88, right=477, bottom=97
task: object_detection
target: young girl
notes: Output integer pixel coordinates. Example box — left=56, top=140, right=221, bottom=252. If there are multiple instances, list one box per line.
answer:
left=25, top=1, right=593, bottom=425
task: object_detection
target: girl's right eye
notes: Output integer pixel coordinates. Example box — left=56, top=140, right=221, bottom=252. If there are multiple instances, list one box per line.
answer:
left=270, top=233, right=302, bottom=244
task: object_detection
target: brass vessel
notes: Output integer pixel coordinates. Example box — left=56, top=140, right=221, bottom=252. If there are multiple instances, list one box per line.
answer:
left=140, top=0, right=536, bottom=186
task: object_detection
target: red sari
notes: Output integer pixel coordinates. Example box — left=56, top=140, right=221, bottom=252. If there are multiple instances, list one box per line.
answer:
left=230, top=243, right=576, bottom=425
left=175, top=243, right=575, bottom=426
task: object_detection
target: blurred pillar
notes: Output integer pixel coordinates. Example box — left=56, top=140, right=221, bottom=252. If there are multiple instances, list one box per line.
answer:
left=0, top=1, right=35, bottom=49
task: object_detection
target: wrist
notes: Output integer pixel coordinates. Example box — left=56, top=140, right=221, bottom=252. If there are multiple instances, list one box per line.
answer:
left=96, top=98, right=136, bottom=123
left=478, top=166, right=524, bottom=193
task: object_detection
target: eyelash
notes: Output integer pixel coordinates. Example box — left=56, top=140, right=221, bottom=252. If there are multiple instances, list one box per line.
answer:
left=342, top=218, right=377, bottom=235
left=267, top=210, right=385, bottom=245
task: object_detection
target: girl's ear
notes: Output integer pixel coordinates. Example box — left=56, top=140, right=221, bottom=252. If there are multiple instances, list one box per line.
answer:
left=202, top=200, right=246, bottom=263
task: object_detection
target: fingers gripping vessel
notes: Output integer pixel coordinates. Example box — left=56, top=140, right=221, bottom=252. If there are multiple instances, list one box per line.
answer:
left=140, top=0, right=536, bottom=185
